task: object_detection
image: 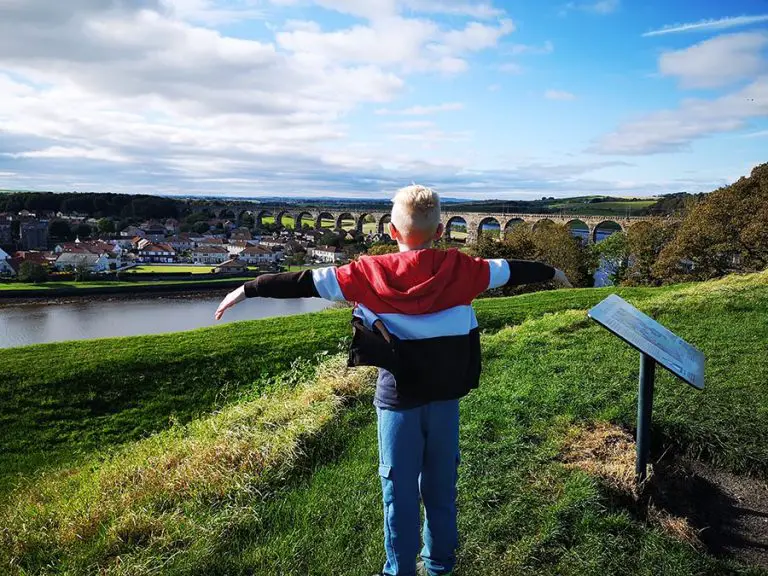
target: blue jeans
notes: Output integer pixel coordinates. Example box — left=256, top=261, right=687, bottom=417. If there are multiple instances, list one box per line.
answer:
left=377, top=400, right=460, bottom=576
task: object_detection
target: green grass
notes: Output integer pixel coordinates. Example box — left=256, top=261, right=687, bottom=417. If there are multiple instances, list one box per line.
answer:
left=126, top=265, right=220, bottom=274
left=2, top=272, right=768, bottom=574
left=548, top=200, right=657, bottom=217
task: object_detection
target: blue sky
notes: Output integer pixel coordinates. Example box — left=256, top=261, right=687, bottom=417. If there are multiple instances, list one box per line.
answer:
left=0, top=0, right=766, bottom=199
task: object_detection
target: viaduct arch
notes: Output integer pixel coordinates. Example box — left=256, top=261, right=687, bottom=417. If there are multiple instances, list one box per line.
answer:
left=188, top=203, right=669, bottom=244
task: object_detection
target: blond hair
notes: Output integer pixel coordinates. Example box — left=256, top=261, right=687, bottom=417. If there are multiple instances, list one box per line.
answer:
left=390, top=184, right=441, bottom=236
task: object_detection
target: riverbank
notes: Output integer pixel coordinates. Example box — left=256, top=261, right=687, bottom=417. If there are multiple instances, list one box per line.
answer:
left=2, top=272, right=768, bottom=574
left=0, top=276, right=253, bottom=302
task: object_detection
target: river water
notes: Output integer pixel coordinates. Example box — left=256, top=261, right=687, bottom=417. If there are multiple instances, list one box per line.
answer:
left=0, top=295, right=333, bottom=349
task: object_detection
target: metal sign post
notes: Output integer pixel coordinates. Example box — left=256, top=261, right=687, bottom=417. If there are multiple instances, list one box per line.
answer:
left=588, top=295, right=705, bottom=483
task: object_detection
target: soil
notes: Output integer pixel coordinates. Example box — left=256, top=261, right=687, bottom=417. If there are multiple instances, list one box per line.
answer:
left=647, top=457, right=768, bottom=568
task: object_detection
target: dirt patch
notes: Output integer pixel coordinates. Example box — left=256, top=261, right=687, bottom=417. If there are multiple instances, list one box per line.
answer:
left=649, top=458, right=768, bottom=567
left=561, top=422, right=768, bottom=567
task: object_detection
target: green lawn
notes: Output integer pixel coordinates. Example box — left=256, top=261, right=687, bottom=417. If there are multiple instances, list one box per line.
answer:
left=2, top=272, right=768, bottom=574
left=549, top=200, right=657, bottom=217
left=126, top=265, right=218, bottom=274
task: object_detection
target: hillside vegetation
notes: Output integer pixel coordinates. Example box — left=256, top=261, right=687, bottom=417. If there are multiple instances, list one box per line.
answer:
left=2, top=272, right=768, bottom=575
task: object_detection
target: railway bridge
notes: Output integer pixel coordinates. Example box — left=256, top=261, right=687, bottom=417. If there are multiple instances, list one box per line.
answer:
left=190, top=204, right=669, bottom=244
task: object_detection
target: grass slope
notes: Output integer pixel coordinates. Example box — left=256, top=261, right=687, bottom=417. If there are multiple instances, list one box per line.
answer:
left=0, top=284, right=676, bottom=491
left=2, top=272, right=767, bottom=575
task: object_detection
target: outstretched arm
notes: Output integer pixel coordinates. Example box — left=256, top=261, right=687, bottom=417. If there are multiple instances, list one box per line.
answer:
left=215, top=267, right=344, bottom=320
left=487, top=259, right=572, bottom=290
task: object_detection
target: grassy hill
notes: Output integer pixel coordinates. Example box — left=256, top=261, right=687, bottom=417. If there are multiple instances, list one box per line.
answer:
left=2, top=272, right=767, bottom=575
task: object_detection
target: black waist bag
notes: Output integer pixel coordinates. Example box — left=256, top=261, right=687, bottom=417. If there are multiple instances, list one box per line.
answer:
left=347, top=316, right=481, bottom=402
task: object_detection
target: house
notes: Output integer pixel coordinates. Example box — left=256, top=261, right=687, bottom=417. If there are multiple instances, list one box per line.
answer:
left=239, top=244, right=279, bottom=265
left=0, top=247, right=14, bottom=276
left=121, top=225, right=145, bottom=238
left=230, top=228, right=253, bottom=242
left=213, top=258, right=248, bottom=274
left=167, top=233, right=195, bottom=252
left=143, top=223, right=167, bottom=243
left=226, top=240, right=250, bottom=256
left=0, top=216, right=12, bottom=245
left=164, top=218, right=180, bottom=233
left=20, top=220, right=49, bottom=250
left=54, top=240, right=122, bottom=270
left=137, top=243, right=177, bottom=263
left=260, top=238, right=287, bottom=251
left=54, top=252, right=109, bottom=273
left=192, top=245, right=229, bottom=265
left=309, top=245, right=345, bottom=264
left=301, top=229, right=325, bottom=243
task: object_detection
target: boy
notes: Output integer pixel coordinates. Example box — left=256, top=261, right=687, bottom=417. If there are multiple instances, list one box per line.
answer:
left=215, top=185, right=572, bottom=576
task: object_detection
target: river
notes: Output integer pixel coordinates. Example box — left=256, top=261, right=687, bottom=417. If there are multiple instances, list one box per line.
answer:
left=0, top=295, right=333, bottom=349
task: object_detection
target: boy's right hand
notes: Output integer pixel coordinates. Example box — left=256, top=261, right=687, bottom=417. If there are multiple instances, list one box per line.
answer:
left=215, top=285, right=246, bottom=320
left=553, top=269, right=573, bottom=288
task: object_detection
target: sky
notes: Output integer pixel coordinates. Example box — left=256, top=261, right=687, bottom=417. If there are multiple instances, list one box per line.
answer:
left=0, top=0, right=767, bottom=200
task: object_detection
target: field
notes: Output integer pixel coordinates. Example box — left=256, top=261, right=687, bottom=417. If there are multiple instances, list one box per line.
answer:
left=1, top=273, right=768, bottom=574
left=548, top=199, right=657, bottom=216
left=127, top=265, right=223, bottom=274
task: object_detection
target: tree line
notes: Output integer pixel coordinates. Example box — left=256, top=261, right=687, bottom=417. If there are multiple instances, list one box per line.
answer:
left=470, top=162, right=768, bottom=289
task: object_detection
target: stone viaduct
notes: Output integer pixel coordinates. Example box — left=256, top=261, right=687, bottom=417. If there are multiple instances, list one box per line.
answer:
left=192, top=204, right=667, bottom=244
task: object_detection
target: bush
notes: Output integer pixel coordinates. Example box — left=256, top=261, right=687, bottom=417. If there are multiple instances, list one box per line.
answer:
left=17, top=262, right=49, bottom=283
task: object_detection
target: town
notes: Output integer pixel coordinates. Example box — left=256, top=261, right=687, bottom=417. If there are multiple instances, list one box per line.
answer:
left=0, top=205, right=396, bottom=281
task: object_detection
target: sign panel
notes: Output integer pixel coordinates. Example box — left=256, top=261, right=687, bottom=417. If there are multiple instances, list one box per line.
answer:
left=587, top=294, right=705, bottom=390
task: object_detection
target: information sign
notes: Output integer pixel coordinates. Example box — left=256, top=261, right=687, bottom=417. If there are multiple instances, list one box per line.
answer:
left=587, top=294, right=705, bottom=482
left=588, top=294, right=704, bottom=390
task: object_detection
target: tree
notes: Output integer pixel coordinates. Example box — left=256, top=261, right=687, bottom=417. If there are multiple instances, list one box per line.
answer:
left=49, top=220, right=75, bottom=242
left=240, top=212, right=255, bottom=229
left=17, top=262, right=48, bottom=283
left=193, top=221, right=210, bottom=234
left=654, top=162, right=768, bottom=283
left=74, top=259, right=92, bottom=282
left=75, top=223, right=92, bottom=239
left=97, top=218, right=115, bottom=234
left=592, top=231, right=629, bottom=285
left=367, top=243, right=399, bottom=256
left=622, top=221, right=678, bottom=285
left=470, top=222, right=596, bottom=294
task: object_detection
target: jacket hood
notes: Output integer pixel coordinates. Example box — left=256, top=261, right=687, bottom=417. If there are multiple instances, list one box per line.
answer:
left=337, top=248, right=490, bottom=315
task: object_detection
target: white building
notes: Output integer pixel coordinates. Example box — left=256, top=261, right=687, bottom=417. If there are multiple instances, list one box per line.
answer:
left=192, top=245, right=229, bottom=265
left=54, top=252, right=110, bottom=272
left=137, top=243, right=177, bottom=263
left=309, top=245, right=345, bottom=264
left=239, top=245, right=279, bottom=265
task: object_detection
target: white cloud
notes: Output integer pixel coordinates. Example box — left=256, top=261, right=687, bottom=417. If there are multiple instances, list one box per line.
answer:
left=375, top=102, right=465, bottom=115
left=643, top=14, right=768, bottom=37
left=659, top=32, right=768, bottom=89
left=487, top=83, right=501, bottom=92
left=593, top=77, right=768, bottom=155
left=587, top=0, right=619, bottom=15
left=161, top=0, right=265, bottom=24
left=382, top=120, right=436, bottom=129
left=403, top=1, right=504, bottom=19
left=440, top=18, right=515, bottom=52
left=561, top=0, right=619, bottom=16
left=271, top=0, right=504, bottom=20
left=509, top=40, right=554, bottom=55
left=545, top=89, right=576, bottom=101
